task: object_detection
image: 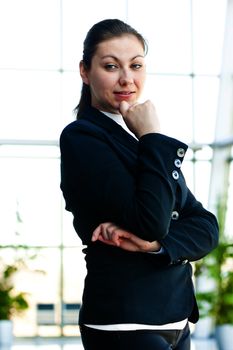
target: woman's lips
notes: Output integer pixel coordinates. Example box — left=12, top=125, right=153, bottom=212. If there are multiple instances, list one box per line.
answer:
left=114, top=91, right=135, bottom=100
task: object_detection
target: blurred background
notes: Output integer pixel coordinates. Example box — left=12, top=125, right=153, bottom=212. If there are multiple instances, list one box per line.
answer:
left=0, top=0, right=232, bottom=349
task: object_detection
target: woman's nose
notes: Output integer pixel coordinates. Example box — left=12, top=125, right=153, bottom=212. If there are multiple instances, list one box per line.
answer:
left=119, top=69, right=133, bottom=85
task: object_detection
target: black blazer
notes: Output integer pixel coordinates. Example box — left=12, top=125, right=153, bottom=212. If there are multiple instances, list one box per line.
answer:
left=60, top=105, right=218, bottom=326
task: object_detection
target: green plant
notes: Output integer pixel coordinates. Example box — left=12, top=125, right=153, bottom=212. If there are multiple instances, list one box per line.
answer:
left=0, top=257, right=29, bottom=320
left=0, top=204, right=43, bottom=321
left=195, top=199, right=233, bottom=325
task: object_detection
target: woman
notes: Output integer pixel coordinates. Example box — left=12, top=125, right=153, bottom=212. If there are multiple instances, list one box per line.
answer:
left=60, top=19, right=218, bottom=350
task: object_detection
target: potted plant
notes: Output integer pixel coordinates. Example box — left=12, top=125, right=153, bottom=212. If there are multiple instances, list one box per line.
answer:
left=0, top=254, right=29, bottom=346
left=194, top=199, right=233, bottom=349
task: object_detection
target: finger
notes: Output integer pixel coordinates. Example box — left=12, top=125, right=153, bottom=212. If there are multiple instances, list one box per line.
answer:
left=111, top=231, right=121, bottom=246
left=112, top=228, right=136, bottom=247
left=98, top=235, right=118, bottom=246
left=92, top=225, right=102, bottom=241
left=103, top=222, right=121, bottom=241
left=117, top=239, right=140, bottom=252
left=124, top=234, right=151, bottom=250
left=92, top=222, right=113, bottom=241
left=119, top=100, right=130, bottom=117
left=101, top=222, right=115, bottom=240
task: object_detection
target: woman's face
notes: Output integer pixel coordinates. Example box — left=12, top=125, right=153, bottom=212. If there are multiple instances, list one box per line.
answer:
left=80, top=34, right=146, bottom=114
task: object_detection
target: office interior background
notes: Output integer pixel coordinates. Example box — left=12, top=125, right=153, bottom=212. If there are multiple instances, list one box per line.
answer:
left=0, top=0, right=232, bottom=341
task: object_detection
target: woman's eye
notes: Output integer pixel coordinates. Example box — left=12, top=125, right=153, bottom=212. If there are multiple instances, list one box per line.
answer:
left=131, top=63, right=142, bottom=70
left=105, top=64, right=118, bottom=70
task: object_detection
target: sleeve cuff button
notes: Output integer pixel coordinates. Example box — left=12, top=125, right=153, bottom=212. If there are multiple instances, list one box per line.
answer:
left=172, top=170, right=179, bottom=180
left=177, top=148, right=185, bottom=157
left=174, top=159, right=182, bottom=168
left=171, top=211, right=179, bottom=220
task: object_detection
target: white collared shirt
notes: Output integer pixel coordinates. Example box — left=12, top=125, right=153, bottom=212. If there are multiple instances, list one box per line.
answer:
left=101, top=110, right=137, bottom=139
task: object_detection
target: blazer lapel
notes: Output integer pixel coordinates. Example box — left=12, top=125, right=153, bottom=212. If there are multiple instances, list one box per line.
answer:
left=79, top=105, right=139, bottom=153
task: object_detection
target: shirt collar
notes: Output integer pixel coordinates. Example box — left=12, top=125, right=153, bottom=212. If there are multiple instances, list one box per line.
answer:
left=100, top=110, right=137, bottom=139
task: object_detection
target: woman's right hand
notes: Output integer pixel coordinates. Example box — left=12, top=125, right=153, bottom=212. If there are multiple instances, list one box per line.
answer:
left=92, top=222, right=161, bottom=253
left=119, top=100, right=161, bottom=138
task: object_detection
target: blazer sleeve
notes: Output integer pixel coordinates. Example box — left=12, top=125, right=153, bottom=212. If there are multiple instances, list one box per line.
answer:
left=60, top=122, right=188, bottom=244
left=160, top=189, right=219, bottom=263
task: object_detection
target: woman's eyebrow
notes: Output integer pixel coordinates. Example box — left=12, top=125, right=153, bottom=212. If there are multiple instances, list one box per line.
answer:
left=101, top=54, right=144, bottom=61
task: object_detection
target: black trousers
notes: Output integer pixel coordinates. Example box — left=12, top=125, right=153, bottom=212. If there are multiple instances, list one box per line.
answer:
left=80, top=323, right=190, bottom=350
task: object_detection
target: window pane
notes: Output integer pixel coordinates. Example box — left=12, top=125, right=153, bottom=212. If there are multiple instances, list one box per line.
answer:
left=128, top=0, right=192, bottom=74
left=182, top=160, right=194, bottom=193
left=0, top=149, right=61, bottom=246
left=194, top=161, right=211, bottom=208
left=0, top=247, right=61, bottom=337
left=0, top=0, right=60, bottom=70
left=63, top=248, right=86, bottom=303
left=182, top=158, right=212, bottom=207
left=143, top=75, right=193, bottom=143
left=62, top=248, right=86, bottom=336
left=61, top=72, right=81, bottom=126
left=193, top=77, right=219, bottom=144
left=0, top=71, right=62, bottom=140
left=192, top=0, right=227, bottom=75
left=62, top=209, right=82, bottom=247
left=62, top=0, right=127, bottom=70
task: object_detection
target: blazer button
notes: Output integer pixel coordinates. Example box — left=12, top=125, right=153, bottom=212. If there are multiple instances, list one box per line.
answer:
left=177, top=148, right=185, bottom=157
left=182, top=259, right=188, bottom=265
left=171, top=211, right=179, bottom=220
left=172, top=170, right=179, bottom=180
left=174, top=159, right=182, bottom=168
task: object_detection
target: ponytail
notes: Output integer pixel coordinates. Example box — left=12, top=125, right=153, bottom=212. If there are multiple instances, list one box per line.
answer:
left=75, top=83, right=91, bottom=119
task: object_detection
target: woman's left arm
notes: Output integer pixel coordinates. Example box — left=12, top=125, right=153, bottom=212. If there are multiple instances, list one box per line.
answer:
left=160, top=189, right=219, bottom=263
left=92, top=189, right=218, bottom=263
